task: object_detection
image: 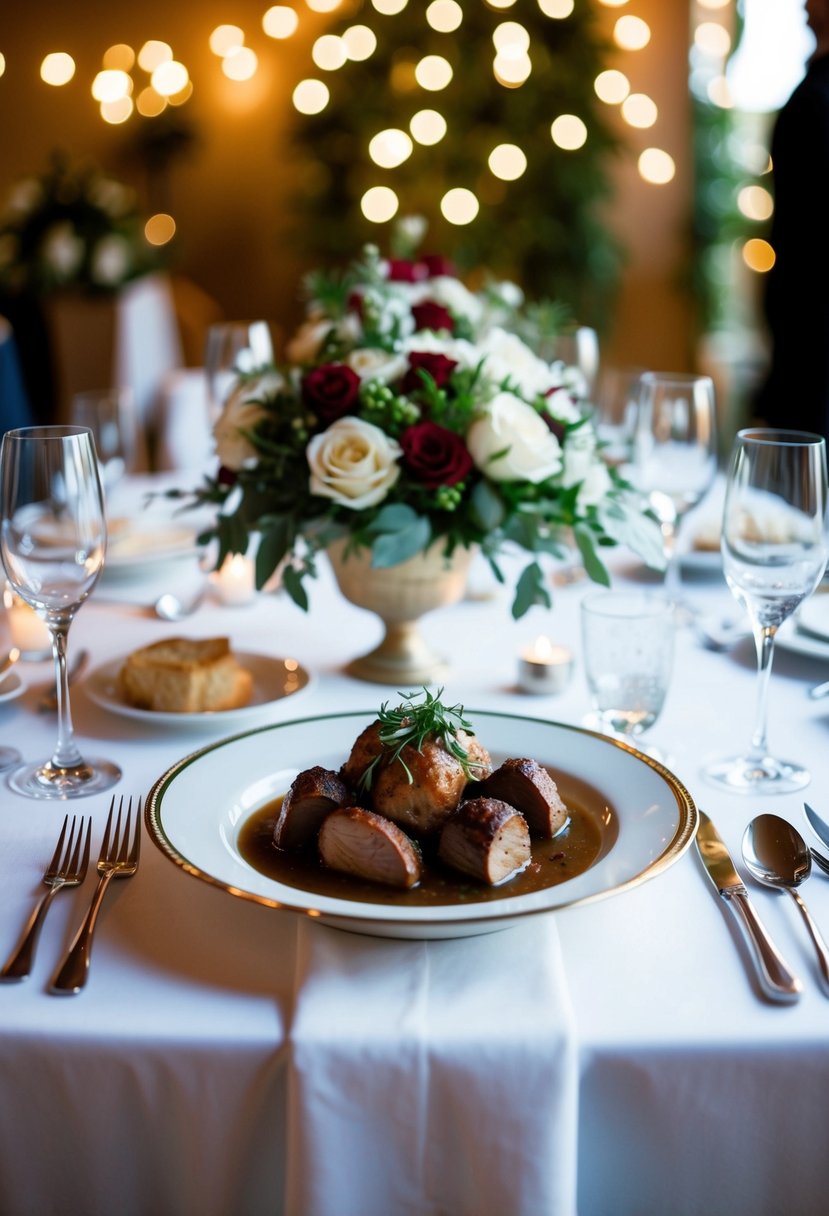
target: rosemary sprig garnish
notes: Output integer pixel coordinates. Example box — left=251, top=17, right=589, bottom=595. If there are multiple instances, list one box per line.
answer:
left=359, top=687, right=479, bottom=790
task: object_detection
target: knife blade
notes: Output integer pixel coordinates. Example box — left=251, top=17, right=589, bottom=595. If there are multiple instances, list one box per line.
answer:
left=696, top=811, right=802, bottom=1003
left=804, top=803, right=829, bottom=852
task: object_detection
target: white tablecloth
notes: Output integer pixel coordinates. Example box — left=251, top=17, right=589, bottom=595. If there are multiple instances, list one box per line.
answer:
left=2, top=479, right=829, bottom=1215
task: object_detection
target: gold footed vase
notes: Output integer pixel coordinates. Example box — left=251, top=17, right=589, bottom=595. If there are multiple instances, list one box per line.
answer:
left=327, top=538, right=476, bottom=685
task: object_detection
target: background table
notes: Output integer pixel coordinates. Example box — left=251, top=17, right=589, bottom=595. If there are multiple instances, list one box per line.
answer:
left=1, top=481, right=829, bottom=1216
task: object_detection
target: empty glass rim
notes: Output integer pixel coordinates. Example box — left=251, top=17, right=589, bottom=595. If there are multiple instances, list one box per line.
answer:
left=639, top=371, right=714, bottom=386
left=2, top=425, right=92, bottom=441
left=580, top=588, right=673, bottom=617
left=736, top=427, right=825, bottom=446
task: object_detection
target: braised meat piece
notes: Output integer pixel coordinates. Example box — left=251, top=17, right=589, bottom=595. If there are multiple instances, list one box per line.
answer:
left=478, top=758, right=568, bottom=838
left=318, top=806, right=422, bottom=889
left=273, top=766, right=350, bottom=851
left=341, top=719, right=491, bottom=836
left=438, top=797, right=531, bottom=886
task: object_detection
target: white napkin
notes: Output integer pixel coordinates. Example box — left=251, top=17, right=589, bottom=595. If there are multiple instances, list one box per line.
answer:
left=285, top=915, right=578, bottom=1216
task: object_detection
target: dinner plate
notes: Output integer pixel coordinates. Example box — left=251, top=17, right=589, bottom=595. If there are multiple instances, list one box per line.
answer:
left=0, top=670, right=25, bottom=705
left=794, top=594, right=829, bottom=643
left=85, top=652, right=312, bottom=726
left=145, top=710, right=697, bottom=939
left=102, top=523, right=200, bottom=579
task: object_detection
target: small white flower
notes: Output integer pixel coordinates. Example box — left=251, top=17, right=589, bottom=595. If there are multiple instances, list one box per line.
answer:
left=345, top=348, right=408, bottom=383
left=285, top=313, right=361, bottom=364
left=6, top=178, right=42, bottom=216
left=90, top=234, right=131, bottom=285
left=424, top=276, right=484, bottom=328
left=40, top=222, right=84, bottom=279
left=467, top=392, right=562, bottom=484
left=477, top=327, right=556, bottom=400
left=307, top=416, right=402, bottom=509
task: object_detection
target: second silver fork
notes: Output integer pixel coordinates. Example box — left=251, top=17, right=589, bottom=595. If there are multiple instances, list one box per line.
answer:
left=0, top=814, right=91, bottom=981
left=49, top=794, right=141, bottom=995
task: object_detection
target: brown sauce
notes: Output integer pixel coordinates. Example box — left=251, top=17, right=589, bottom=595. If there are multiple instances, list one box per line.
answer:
left=238, top=769, right=617, bottom=908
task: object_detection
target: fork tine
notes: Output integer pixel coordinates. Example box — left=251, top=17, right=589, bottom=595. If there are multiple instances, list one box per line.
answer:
left=117, top=801, right=132, bottom=865
left=66, top=815, right=85, bottom=876
left=98, top=795, right=117, bottom=862
left=46, top=814, right=70, bottom=876
left=78, top=818, right=91, bottom=880
left=129, top=798, right=142, bottom=865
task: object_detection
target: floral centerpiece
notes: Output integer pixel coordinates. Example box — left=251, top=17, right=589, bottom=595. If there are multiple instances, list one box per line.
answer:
left=185, top=241, right=663, bottom=623
left=0, top=153, right=162, bottom=296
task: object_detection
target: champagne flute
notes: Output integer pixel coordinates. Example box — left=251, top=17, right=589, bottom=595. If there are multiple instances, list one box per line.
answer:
left=703, top=429, right=828, bottom=794
left=631, top=372, right=718, bottom=605
left=205, top=320, right=274, bottom=424
left=0, top=426, right=121, bottom=799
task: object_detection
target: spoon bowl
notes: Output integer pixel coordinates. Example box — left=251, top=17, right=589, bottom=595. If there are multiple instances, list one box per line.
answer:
left=153, top=586, right=206, bottom=622
left=742, top=813, right=829, bottom=994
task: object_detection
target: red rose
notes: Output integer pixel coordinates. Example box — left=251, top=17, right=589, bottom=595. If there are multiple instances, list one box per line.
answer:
left=302, top=363, right=361, bottom=425
left=386, top=258, right=428, bottom=282
left=421, top=254, right=456, bottom=278
left=400, top=422, right=473, bottom=489
left=411, top=300, right=455, bottom=334
left=402, top=351, right=458, bottom=394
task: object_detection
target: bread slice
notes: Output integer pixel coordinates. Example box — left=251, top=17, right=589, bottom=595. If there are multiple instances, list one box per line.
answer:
left=119, top=636, right=253, bottom=713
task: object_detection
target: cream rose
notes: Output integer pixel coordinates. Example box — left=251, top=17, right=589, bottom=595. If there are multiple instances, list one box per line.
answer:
left=307, top=417, right=402, bottom=509
left=467, top=392, right=562, bottom=484
left=212, top=374, right=282, bottom=470
left=345, top=348, right=408, bottom=383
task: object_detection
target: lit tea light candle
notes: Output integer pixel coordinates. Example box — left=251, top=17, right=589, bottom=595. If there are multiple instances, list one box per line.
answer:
left=518, top=635, right=574, bottom=695
left=2, top=584, right=52, bottom=660
left=212, top=553, right=256, bottom=606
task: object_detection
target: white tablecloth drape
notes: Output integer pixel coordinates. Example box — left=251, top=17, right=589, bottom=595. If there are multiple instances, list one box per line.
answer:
left=2, top=477, right=829, bottom=1215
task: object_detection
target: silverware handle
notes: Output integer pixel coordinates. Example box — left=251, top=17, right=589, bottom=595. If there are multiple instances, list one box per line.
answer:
left=0, top=885, right=59, bottom=981
left=788, top=889, right=829, bottom=994
left=728, top=890, right=803, bottom=1002
left=809, top=680, right=829, bottom=700
left=49, top=872, right=113, bottom=995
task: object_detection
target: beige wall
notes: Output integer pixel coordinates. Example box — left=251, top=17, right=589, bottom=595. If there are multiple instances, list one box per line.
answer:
left=0, top=0, right=696, bottom=370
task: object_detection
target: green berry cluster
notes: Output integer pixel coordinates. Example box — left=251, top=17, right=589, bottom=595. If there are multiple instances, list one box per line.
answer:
left=433, top=483, right=465, bottom=511
left=360, top=382, right=420, bottom=433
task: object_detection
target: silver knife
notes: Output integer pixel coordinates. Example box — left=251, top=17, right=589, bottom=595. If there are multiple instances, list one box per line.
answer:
left=804, top=802, right=829, bottom=852
left=696, top=811, right=802, bottom=1003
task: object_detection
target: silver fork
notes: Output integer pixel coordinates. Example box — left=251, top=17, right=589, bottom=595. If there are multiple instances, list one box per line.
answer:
left=0, top=814, right=91, bottom=981
left=49, top=794, right=141, bottom=995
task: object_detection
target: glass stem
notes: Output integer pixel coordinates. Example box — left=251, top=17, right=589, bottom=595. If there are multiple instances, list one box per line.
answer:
left=748, top=624, right=776, bottom=762
left=48, top=618, right=84, bottom=771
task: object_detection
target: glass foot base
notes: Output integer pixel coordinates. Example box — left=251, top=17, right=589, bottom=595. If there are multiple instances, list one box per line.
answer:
left=7, top=757, right=122, bottom=800
left=0, top=747, right=22, bottom=772
left=701, top=752, right=810, bottom=795
left=582, top=715, right=673, bottom=768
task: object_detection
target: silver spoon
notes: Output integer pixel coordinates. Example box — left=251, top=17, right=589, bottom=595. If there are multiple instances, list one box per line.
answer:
left=742, top=814, right=829, bottom=995
left=153, top=585, right=207, bottom=622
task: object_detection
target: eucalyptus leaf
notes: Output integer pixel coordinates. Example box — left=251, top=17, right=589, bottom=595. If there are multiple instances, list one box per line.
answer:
left=596, top=496, right=666, bottom=571
left=573, top=522, right=611, bottom=586
left=281, top=564, right=309, bottom=611
left=371, top=516, right=432, bottom=567
left=512, top=560, right=552, bottom=620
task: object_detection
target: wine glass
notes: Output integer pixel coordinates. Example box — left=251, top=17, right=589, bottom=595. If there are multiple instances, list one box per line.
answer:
left=631, top=372, right=718, bottom=606
left=70, top=388, right=139, bottom=491
left=703, top=428, right=828, bottom=794
left=592, top=365, right=644, bottom=468
left=205, top=321, right=274, bottom=424
left=0, top=425, right=121, bottom=799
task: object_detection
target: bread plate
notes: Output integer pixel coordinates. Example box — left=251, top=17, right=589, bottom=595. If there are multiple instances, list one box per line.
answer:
left=85, top=651, right=312, bottom=726
left=145, top=710, right=698, bottom=939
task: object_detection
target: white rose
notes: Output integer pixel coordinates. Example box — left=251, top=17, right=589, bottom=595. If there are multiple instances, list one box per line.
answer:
left=212, top=375, right=281, bottom=470
left=41, top=222, right=84, bottom=279
left=307, top=417, right=402, bottom=509
left=401, top=332, right=480, bottom=370
left=576, top=460, right=612, bottom=508
left=424, top=276, right=484, bottom=328
left=345, top=348, right=408, bottom=383
left=467, top=392, right=562, bottom=484
left=90, top=234, right=131, bottom=285
left=477, top=328, right=556, bottom=399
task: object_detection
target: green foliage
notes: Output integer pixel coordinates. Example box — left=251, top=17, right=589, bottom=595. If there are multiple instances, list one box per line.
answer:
left=358, top=686, right=484, bottom=790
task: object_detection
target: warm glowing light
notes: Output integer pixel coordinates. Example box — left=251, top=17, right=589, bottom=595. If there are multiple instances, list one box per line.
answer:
left=621, top=93, right=657, bottom=129
left=137, top=87, right=167, bottom=116
left=103, top=44, right=135, bottom=71
left=707, top=75, right=733, bottom=107
left=493, top=51, right=532, bottom=86
left=598, top=0, right=629, bottom=7
left=168, top=80, right=194, bottom=106
left=427, top=0, right=463, bottom=32
left=698, top=0, right=730, bottom=9
left=695, top=21, right=731, bottom=57
left=312, top=35, right=348, bottom=71
left=222, top=47, right=258, bottom=81
left=594, top=69, right=629, bottom=104
left=409, top=109, right=447, bottom=144
left=538, top=0, right=574, bottom=16
left=40, top=52, right=75, bottom=86
left=0, top=55, right=5, bottom=79
left=372, top=0, right=408, bottom=13
left=441, top=187, right=479, bottom=225
left=209, top=26, right=245, bottom=57
left=145, top=214, right=176, bottom=245
left=92, top=69, right=131, bottom=103
left=152, top=61, right=189, bottom=96
left=293, top=79, right=330, bottom=114
left=361, top=185, right=399, bottom=223
left=493, top=22, right=530, bottom=53
left=638, top=148, right=676, bottom=184
left=614, top=16, right=651, bottom=51
left=369, top=128, right=414, bottom=168
left=342, top=25, right=377, bottom=60
left=488, top=143, right=527, bottom=180
left=263, top=6, right=299, bottom=38
left=487, top=0, right=517, bottom=8
left=415, top=55, right=453, bottom=90
left=138, top=41, right=173, bottom=73
left=550, top=114, right=587, bottom=150
left=307, top=0, right=343, bottom=10
left=738, top=184, right=774, bottom=222
left=743, top=238, right=775, bottom=273
left=100, top=96, right=134, bottom=125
